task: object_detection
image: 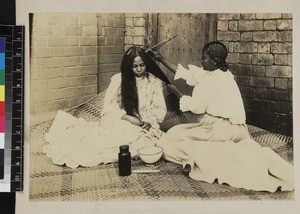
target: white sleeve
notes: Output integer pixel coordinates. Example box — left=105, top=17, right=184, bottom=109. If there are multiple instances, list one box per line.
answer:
left=179, top=82, right=218, bottom=114
left=101, top=74, right=126, bottom=121
left=179, top=95, right=198, bottom=113
left=174, top=63, right=208, bottom=86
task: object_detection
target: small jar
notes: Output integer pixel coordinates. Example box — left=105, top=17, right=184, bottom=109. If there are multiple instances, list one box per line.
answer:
left=118, top=145, right=131, bottom=176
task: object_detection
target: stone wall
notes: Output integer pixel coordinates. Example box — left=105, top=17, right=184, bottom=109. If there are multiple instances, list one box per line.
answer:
left=217, top=13, right=293, bottom=136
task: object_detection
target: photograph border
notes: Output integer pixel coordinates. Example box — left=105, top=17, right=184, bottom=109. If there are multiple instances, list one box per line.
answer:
left=16, top=0, right=300, bottom=213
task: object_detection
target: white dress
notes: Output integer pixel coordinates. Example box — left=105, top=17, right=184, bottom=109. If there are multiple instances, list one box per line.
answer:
left=44, top=73, right=167, bottom=169
left=157, top=64, right=294, bottom=192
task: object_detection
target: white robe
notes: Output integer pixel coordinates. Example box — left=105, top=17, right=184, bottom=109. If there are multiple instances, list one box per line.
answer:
left=158, top=64, right=294, bottom=192
left=44, top=73, right=167, bottom=169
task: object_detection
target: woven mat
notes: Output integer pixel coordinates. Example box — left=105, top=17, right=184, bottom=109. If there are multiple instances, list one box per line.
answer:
left=29, top=92, right=294, bottom=201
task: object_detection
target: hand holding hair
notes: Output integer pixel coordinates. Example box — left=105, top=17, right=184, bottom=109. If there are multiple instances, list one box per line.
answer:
left=139, top=121, right=151, bottom=131
left=148, top=50, right=163, bottom=61
left=167, top=84, right=183, bottom=99
left=148, top=50, right=178, bottom=74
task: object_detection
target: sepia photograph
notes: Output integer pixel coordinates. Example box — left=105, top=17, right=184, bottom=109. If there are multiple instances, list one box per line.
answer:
left=28, top=12, right=294, bottom=202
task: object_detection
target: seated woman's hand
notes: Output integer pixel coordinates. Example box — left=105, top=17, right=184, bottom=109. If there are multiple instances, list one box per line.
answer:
left=139, top=121, right=151, bottom=131
left=121, top=115, right=151, bottom=130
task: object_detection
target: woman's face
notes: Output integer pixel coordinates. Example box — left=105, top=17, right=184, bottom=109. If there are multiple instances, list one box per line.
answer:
left=132, top=56, right=146, bottom=77
left=201, top=52, right=217, bottom=71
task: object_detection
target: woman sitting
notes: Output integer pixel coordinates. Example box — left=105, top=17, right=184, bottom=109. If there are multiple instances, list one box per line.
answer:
left=44, top=46, right=169, bottom=169
left=151, top=41, right=294, bottom=192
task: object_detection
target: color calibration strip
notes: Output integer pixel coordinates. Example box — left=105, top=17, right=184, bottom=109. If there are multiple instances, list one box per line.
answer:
left=0, top=37, right=5, bottom=181
left=0, top=25, right=24, bottom=192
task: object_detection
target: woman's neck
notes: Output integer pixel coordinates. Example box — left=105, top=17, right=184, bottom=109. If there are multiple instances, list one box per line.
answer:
left=134, top=72, right=148, bottom=78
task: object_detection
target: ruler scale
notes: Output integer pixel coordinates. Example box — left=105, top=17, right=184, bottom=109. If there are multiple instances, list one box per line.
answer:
left=0, top=37, right=5, bottom=181
left=0, top=25, right=24, bottom=192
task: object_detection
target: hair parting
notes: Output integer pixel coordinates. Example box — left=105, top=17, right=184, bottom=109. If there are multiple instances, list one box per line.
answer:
left=120, top=46, right=170, bottom=116
left=203, top=41, right=229, bottom=71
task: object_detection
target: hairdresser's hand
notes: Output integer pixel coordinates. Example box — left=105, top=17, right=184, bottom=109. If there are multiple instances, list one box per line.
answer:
left=139, top=121, right=151, bottom=131
left=148, top=50, right=163, bottom=61
left=167, top=84, right=183, bottom=98
left=149, top=51, right=178, bottom=74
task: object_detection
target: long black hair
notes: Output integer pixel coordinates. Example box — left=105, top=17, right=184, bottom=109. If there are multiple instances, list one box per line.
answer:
left=202, top=41, right=228, bottom=71
left=121, top=46, right=170, bottom=116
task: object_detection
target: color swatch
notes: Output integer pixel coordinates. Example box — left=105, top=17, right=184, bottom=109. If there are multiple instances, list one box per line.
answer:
left=0, top=25, right=24, bottom=192
left=0, top=37, right=5, bottom=180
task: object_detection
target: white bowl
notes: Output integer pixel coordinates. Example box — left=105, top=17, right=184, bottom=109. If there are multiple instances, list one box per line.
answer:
left=137, top=146, right=163, bottom=164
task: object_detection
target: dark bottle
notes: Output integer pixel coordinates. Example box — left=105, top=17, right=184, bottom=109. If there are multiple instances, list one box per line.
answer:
left=118, top=145, right=131, bottom=176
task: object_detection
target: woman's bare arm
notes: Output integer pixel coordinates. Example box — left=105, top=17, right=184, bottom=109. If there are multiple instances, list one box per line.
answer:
left=121, top=114, right=151, bottom=130
left=149, top=50, right=178, bottom=74
left=121, top=114, right=141, bottom=126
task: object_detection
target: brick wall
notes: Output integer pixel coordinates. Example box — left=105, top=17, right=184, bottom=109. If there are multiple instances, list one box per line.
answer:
left=31, top=13, right=293, bottom=136
left=97, top=13, right=125, bottom=92
left=96, top=13, right=149, bottom=93
left=30, top=13, right=136, bottom=119
left=217, top=13, right=293, bottom=136
left=124, top=13, right=149, bottom=51
left=30, top=13, right=99, bottom=118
